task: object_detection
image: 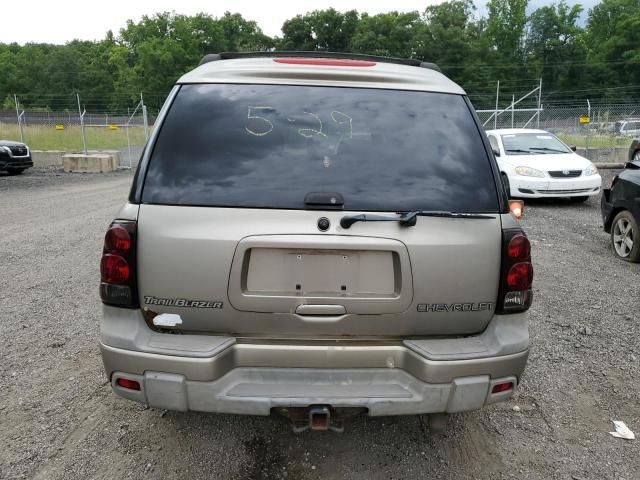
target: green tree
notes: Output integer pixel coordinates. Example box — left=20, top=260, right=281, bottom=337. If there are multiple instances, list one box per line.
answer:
left=526, top=2, right=586, bottom=94
left=116, top=12, right=273, bottom=107
left=280, top=9, right=359, bottom=51
left=350, top=11, right=422, bottom=58
left=417, top=1, right=483, bottom=89
left=3, top=4, right=640, bottom=110
left=585, top=0, right=640, bottom=100
left=486, top=0, right=529, bottom=72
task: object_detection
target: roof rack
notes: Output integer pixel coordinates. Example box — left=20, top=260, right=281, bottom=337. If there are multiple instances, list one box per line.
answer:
left=198, top=51, right=441, bottom=72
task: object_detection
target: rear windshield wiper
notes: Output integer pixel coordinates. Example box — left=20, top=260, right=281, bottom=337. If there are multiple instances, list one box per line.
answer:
left=340, top=211, right=495, bottom=229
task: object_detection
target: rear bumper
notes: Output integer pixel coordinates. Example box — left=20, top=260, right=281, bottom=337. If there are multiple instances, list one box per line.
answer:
left=106, top=364, right=524, bottom=416
left=100, top=308, right=529, bottom=416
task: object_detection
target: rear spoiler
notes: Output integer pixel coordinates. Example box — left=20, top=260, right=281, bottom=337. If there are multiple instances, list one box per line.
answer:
left=198, top=51, right=441, bottom=72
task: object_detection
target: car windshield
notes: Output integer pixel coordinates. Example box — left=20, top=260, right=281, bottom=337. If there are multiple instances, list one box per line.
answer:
left=142, top=84, right=499, bottom=213
left=501, top=133, right=571, bottom=155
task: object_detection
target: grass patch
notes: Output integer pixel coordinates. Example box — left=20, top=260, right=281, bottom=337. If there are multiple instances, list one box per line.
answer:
left=556, top=133, right=632, bottom=149
left=0, top=123, right=147, bottom=150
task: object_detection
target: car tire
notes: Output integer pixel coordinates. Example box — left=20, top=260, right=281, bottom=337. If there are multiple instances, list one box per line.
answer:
left=501, top=173, right=511, bottom=198
left=5, top=168, right=26, bottom=176
left=634, top=150, right=640, bottom=163
left=569, top=196, right=589, bottom=203
left=611, top=210, right=640, bottom=262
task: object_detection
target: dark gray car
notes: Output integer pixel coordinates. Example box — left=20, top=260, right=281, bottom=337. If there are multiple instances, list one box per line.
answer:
left=629, top=137, right=640, bottom=163
left=0, top=140, right=33, bottom=175
left=601, top=156, right=640, bottom=262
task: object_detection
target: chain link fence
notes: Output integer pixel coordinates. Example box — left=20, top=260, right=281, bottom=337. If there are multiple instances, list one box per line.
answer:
left=1, top=93, right=637, bottom=166
left=0, top=94, right=153, bottom=167
left=476, top=101, right=639, bottom=163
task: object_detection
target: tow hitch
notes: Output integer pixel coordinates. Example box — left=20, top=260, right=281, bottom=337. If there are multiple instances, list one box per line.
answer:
left=309, top=405, right=331, bottom=431
left=274, top=406, right=367, bottom=433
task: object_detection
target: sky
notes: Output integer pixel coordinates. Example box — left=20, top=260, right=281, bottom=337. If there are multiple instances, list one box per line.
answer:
left=0, top=0, right=443, bottom=44
left=1, top=0, right=599, bottom=45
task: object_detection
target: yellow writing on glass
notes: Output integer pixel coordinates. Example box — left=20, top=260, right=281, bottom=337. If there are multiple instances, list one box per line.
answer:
left=245, top=106, right=274, bottom=136
left=298, top=112, right=327, bottom=138
left=331, top=111, right=353, bottom=139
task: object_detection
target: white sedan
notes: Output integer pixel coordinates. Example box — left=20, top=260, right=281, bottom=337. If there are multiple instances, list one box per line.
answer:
left=486, top=128, right=602, bottom=201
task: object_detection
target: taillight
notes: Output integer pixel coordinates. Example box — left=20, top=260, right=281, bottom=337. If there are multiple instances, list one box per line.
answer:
left=100, top=255, right=130, bottom=283
left=100, top=220, right=138, bottom=308
left=507, top=234, right=530, bottom=259
left=497, top=229, right=533, bottom=314
left=610, top=175, right=619, bottom=189
left=104, top=226, right=131, bottom=253
left=506, top=263, right=533, bottom=290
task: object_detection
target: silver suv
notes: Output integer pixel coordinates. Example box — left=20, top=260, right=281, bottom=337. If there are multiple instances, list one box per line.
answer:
left=100, top=52, right=532, bottom=431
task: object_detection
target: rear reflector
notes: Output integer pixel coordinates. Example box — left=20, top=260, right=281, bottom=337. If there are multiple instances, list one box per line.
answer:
left=116, top=378, right=141, bottom=391
left=273, top=57, right=376, bottom=67
left=491, top=382, right=514, bottom=394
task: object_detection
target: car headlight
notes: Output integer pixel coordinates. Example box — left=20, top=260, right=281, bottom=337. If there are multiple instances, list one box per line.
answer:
left=515, top=166, right=546, bottom=178
left=584, top=163, right=598, bottom=176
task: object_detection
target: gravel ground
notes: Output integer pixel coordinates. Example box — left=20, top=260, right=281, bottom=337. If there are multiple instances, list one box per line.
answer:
left=0, top=167, right=638, bottom=480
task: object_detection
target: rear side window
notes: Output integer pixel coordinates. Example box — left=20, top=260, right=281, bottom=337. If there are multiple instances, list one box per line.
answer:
left=142, top=84, right=499, bottom=212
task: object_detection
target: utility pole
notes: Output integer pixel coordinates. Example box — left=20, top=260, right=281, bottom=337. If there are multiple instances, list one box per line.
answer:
left=141, top=93, right=149, bottom=141
left=494, top=81, right=500, bottom=130
left=14, top=95, right=24, bottom=143
left=77, top=93, right=87, bottom=154
left=536, top=78, right=542, bottom=128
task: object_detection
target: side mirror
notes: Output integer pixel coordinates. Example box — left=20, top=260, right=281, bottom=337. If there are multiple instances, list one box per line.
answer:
left=492, top=147, right=501, bottom=157
left=569, top=145, right=577, bottom=151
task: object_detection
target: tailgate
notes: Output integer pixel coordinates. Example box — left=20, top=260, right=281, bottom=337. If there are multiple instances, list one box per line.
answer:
left=136, top=205, right=502, bottom=337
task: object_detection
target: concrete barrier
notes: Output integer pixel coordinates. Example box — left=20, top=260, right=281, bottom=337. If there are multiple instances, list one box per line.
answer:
left=32, top=150, right=121, bottom=168
left=576, top=147, right=628, bottom=164
left=31, top=150, right=64, bottom=167
left=63, top=153, right=119, bottom=173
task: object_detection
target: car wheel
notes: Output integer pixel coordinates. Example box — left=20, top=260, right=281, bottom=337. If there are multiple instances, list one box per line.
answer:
left=634, top=150, right=640, bottom=163
left=611, top=211, right=640, bottom=262
left=6, top=168, right=25, bottom=176
left=501, top=173, right=511, bottom=198
left=569, top=196, right=589, bottom=203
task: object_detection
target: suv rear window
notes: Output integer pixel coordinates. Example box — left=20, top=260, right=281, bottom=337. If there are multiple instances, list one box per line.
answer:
left=142, top=84, right=499, bottom=212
